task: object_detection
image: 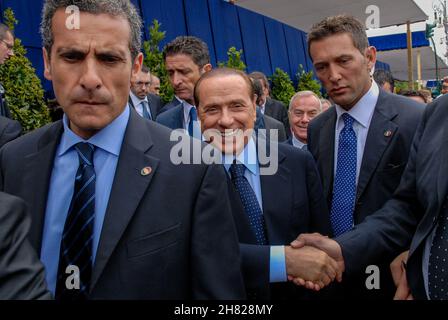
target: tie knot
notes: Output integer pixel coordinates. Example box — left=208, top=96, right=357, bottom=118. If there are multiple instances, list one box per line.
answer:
left=74, top=142, right=95, bottom=166
left=342, top=113, right=355, bottom=128
left=189, top=107, right=198, bottom=121
left=229, top=163, right=246, bottom=180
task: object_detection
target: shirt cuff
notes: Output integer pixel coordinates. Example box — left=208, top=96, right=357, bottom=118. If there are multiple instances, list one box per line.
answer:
left=269, top=245, right=287, bottom=282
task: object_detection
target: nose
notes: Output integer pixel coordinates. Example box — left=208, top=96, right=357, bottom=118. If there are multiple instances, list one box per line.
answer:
left=328, top=64, right=342, bottom=83
left=171, top=72, right=183, bottom=87
left=301, top=113, right=310, bottom=123
left=79, top=58, right=102, bottom=91
left=218, top=108, right=234, bottom=128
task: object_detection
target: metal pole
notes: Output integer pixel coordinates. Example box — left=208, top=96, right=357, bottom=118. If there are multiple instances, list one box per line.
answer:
left=407, top=21, right=413, bottom=89
left=431, top=37, right=440, bottom=89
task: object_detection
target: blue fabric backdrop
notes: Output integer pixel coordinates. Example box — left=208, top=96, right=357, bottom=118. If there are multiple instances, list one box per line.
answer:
left=0, top=0, right=316, bottom=94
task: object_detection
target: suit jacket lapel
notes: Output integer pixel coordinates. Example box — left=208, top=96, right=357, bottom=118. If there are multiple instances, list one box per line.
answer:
left=356, top=92, right=398, bottom=202
left=318, top=110, right=336, bottom=201
left=91, top=109, right=159, bottom=289
left=23, top=122, right=63, bottom=251
left=437, top=115, right=448, bottom=208
left=147, top=95, right=158, bottom=119
left=259, top=142, right=288, bottom=243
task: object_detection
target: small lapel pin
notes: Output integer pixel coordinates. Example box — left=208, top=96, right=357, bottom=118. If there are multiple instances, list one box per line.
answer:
left=384, top=130, right=393, bottom=137
left=141, top=167, right=152, bottom=176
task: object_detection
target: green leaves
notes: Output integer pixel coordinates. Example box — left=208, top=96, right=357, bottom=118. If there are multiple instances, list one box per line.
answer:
left=270, top=68, right=295, bottom=106
left=296, top=64, right=321, bottom=97
left=143, top=19, right=174, bottom=104
left=0, top=8, right=51, bottom=132
left=218, top=47, right=247, bottom=71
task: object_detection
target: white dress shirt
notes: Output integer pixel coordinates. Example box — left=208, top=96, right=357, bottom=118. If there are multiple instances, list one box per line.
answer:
left=334, top=81, right=379, bottom=184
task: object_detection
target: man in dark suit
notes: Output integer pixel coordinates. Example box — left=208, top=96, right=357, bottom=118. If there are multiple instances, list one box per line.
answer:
left=0, top=192, right=51, bottom=299
left=249, top=71, right=290, bottom=136
left=195, top=67, right=336, bottom=299
left=291, top=94, right=448, bottom=300
left=304, top=15, right=424, bottom=299
left=0, top=115, right=21, bottom=148
left=0, top=23, right=15, bottom=118
left=156, top=36, right=212, bottom=138
left=0, top=0, right=244, bottom=300
left=128, top=65, right=162, bottom=119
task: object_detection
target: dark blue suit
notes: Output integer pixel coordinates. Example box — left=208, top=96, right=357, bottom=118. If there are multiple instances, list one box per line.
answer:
left=228, top=141, right=331, bottom=299
left=0, top=107, right=245, bottom=299
left=308, top=89, right=424, bottom=299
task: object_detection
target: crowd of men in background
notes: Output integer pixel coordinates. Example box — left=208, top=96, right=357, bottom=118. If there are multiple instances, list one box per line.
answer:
left=1, top=0, right=448, bottom=301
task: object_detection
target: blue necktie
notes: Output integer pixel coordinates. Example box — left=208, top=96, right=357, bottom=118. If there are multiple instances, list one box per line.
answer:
left=56, top=142, right=96, bottom=300
left=428, top=207, right=448, bottom=300
left=141, top=100, right=152, bottom=120
left=330, top=113, right=356, bottom=236
left=230, top=163, right=267, bottom=245
left=188, top=107, right=198, bottom=137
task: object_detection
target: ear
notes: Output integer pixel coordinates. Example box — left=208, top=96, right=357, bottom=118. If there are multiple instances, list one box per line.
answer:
left=202, top=63, right=212, bottom=73
left=131, top=52, right=143, bottom=79
left=365, top=46, right=377, bottom=72
left=43, top=47, right=52, bottom=81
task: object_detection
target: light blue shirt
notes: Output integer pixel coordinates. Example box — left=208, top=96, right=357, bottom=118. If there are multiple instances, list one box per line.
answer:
left=292, top=135, right=307, bottom=150
left=40, top=106, right=129, bottom=294
left=334, top=81, right=379, bottom=184
left=423, top=222, right=438, bottom=299
left=182, top=100, right=201, bottom=138
left=223, top=138, right=287, bottom=283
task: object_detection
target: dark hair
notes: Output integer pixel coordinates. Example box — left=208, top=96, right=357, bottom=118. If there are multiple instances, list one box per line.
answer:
left=141, top=65, right=150, bottom=74
left=41, top=0, right=142, bottom=60
left=251, top=78, right=264, bottom=106
left=194, top=68, right=254, bottom=107
left=373, top=69, right=394, bottom=91
left=248, top=71, right=269, bottom=90
left=400, top=90, right=427, bottom=103
left=0, top=23, right=13, bottom=40
left=163, top=36, right=210, bottom=68
left=307, top=14, right=369, bottom=58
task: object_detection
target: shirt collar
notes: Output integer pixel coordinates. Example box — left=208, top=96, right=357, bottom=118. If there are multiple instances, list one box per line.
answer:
left=59, top=105, right=130, bottom=157
left=182, top=100, right=196, bottom=121
left=223, top=136, right=259, bottom=176
left=292, top=134, right=306, bottom=149
left=130, top=91, right=148, bottom=107
left=335, top=80, right=379, bottom=128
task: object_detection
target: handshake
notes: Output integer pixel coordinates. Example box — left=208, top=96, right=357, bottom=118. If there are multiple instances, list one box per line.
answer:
left=285, top=233, right=344, bottom=291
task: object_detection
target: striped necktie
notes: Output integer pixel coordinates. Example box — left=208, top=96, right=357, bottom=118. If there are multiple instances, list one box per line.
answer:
left=56, top=142, right=96, bottom=300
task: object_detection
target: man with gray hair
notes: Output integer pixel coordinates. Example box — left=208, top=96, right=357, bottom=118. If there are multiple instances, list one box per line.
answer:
left=0, top=0, right=245, bottom=300
left=286, top=91, right=322, bottom=150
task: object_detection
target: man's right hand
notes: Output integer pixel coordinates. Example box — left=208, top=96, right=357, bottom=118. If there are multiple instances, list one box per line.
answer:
left=288, top=233, right=345, bottom=290
left=285, top=245, right=339, bottom=291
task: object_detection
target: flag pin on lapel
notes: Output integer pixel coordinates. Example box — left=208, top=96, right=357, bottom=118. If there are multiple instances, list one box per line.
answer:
left=141, top=167, right=152, bottom=176
left=384, top=130, right=393, bottom=137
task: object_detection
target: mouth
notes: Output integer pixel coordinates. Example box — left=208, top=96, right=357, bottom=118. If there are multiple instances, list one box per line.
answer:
left=331, top=87, right=348, bottom=95
left=220, top=129, right=241, bottom=137
left=75, top=100, right=104, bottom=106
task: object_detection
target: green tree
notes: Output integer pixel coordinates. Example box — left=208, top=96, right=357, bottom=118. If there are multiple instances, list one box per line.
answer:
left=143, top=20, right=173, bottom=104
left=270, top=68, right=296, bottom=106
left=0, top=8, right=51, bottom=131
left=218, top=47, right=247, bottom=71
left=296, top=64, right=322, bottom=97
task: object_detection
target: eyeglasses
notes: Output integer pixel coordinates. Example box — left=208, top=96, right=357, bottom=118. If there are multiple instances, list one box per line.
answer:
left=135, top=81, right=151, bottom=87
left=0, top=39, right=14, bottom=52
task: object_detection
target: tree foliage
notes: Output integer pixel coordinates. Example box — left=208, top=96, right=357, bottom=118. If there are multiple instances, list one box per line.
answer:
left=218, top=47, right=247, bottom=71
left=143, top=20, right=173, bottom=104
left=296, top=64, right=322, bottom=97
left=270, top=68, right=296, bottom=106
left=0, top=8, right=51, bottom=131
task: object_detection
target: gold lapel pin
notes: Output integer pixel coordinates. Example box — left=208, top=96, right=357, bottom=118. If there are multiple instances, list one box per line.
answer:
left=141, top=167, right=152, bottom=176
left=384, top=130, right=393, bottom=137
